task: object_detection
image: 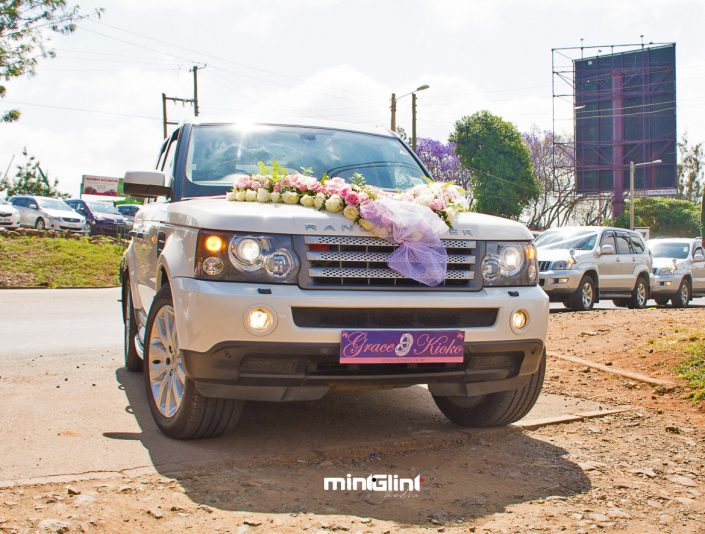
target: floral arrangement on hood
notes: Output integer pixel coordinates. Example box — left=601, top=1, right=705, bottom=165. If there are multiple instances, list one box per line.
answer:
left=225, top=163, right=471, bottom=286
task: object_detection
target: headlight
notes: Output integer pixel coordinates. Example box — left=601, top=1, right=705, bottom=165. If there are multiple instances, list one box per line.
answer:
left=657, top=265, right=676, bottom=275
left=552, top=259, right=576, bottom=271
left=481, top=242, right=538, bottom=287
left=195, top=231, right=300, bottom=284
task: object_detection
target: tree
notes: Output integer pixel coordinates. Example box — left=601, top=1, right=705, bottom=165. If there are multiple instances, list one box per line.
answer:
left=0, top=148, right=66, bottom=197
left=613, top=197, right=699, bottom=237
left=415, top=137, right=473, bottom=197
left=451, top=110, right=539, bottom=219
left=677, top=133, right=704, bottom=203
left=1, top=1, right=92, bottom=122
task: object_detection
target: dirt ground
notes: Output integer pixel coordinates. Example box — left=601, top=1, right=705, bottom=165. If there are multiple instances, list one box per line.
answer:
left=1, top=307, right=704, bottom=533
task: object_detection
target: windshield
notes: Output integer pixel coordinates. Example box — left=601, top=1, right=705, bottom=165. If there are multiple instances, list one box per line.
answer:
left=37, top=198, right=72, bottom=210
left=87, top=202, right=121, bottom=215
left=648, top=242, right=690, bottom=259
left=539, top=230, right=598, bottom=251
left=184, top=124, right=428, bottom=195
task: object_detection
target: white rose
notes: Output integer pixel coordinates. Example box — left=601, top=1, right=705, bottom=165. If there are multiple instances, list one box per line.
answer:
left=283, top=191, right=300, bottom=204
left=359, top=218, right=374, bottom=232
left=343, top=205, right=359, bottom=221
left=445, top=206, right=458, bottom=224
left=325, top=194, right=344, bottom=213
left=314, top=193, right=326, bottom=210
left=256, top=188, right=271, bottom=203
left=416, top=192, right=434, bottom=207
left=235, top=191, right=246, bottom=202
left=245, top=189, right=258, bottom=202
left=226, top=191, right=238, bottom=201
left=300, top=195, right=315, bottom=207
left=270, top=191, right=281, bottom=203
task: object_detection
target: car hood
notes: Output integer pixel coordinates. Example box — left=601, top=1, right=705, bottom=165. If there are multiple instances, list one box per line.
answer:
left=44, top=208, right=84, bottom=220
left=652, top=257, right=687, bottom=269
left=0, top=205, right=19, bottom=215
left=94, top=213, right=126, bottom=223
left=537, top=248, right=593, bottom=262
left=136, top=198, right=533, bottom=240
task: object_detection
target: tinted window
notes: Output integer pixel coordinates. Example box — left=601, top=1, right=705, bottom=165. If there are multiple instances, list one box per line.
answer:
left=615, top=234, right=632, bottom=254
left=694, top=246, right=704, bottom=258
left=649, top=242, right=690, bottom=259
left=600, top=232, right=616, bottom=248
left=11, top=198, right=25, bottom=207
left=630, top=235, right=645, bottom=254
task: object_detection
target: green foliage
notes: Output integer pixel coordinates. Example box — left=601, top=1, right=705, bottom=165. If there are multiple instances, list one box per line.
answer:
left=0, top=234, right=124, bottom=288
left=0, top=148, right=66, bottom=197
left=677, top=134, right=704, bottom=203
left=612, top=197, right=699, bottom=237
left=674, top=332, right=705, bottom=403
left=450, top=110, right=539, bottom=218
left=1, top=1, right=95, bottom=122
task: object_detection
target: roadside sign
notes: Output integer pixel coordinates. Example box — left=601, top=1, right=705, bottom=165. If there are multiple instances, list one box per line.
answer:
left=81, top=175, right=122, bottom=197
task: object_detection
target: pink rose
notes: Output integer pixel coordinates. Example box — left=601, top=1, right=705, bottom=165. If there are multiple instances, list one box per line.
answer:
left=430, top=198, right=446, bottom=211
left=345, top=192, right=360, bottom=207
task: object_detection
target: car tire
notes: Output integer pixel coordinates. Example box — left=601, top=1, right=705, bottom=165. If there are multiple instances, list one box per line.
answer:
left=35, top=218, right=46, bottom=230
left=143, top=285, right=244, bottom=440
left=627, top=276, right=649, bottom=309
left=432, top=351, right=546, bottom=427
left=672, top=279, right=691, bottom=308
left=566, top=276, right=596, bottom=311
left=123, top=276, right=142, bottom=372
left=654, top=296, right=670, bottom=306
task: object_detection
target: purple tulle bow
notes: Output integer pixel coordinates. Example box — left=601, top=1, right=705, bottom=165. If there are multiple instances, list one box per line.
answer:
left=360, top=199, right=448, bottom=286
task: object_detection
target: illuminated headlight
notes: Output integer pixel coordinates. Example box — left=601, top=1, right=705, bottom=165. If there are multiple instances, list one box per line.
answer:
left=245, top=306, right=277, bottom=335
left=196, top=231, right=300, bottom=284
left=511, top=309, right=528, bottom=333
left=482, top=242, right=538, bottom=287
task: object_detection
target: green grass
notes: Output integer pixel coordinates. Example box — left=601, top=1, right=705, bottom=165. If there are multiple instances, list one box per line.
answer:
left=674, top=332, right=705, bottom=403
left=0, top=234, right=125, bottom=288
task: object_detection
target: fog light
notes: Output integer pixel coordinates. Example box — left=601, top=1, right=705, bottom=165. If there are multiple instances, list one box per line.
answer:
left=202, top=257, right=223, bottom=276
left=511, top=309, right=528, bottom=332
left=245, top=306, right=277, bottom=335
left=558, top=277, right=569, bottom=283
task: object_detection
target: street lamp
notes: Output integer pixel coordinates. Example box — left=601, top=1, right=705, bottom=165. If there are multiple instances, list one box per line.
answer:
left=629, top=159, right=662, bottom=229
left=390, top=84, right=430, bottom=150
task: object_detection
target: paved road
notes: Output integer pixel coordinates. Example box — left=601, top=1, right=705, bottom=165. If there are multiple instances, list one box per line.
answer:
left=0, top=288, right=609, bottom=485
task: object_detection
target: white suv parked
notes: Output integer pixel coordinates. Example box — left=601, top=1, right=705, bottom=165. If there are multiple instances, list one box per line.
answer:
left=537, top=226, right=652, bottom=311
left=647, top=238, right=705, bottom=307
left=120, top=121, right=549, bottom=440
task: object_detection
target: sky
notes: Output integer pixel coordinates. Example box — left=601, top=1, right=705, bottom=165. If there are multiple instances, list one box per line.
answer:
left=1, top=0, right=705, bottom=196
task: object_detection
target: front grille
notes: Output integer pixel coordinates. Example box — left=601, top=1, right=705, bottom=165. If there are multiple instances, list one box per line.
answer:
left=296, top=235, right=481, bottom=290
left=291, top=307, right=498, bottom=328
left=62, top=217, right=81, bottom=223
left=0, top=212, right=12, bottom=217
left=538, top=261, right=552, bottom=272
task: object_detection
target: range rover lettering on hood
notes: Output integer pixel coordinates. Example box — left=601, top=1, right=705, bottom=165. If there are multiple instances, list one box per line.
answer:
left=303, top=223, right=474, bottom=236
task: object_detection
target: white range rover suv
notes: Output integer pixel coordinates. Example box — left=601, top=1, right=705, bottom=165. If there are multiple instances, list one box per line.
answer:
left=121, top=121, right=549, bottom=439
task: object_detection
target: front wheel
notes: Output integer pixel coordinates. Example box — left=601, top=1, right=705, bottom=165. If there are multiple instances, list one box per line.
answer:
left=432, top=351, right=546, bottom=427
left=672, top=279, right=691, bottom=308
left=628, top=277, right=649, bottom=309
left=565, top=276, right=595, bottom=311
left=143, top=285, right=244, bottom=439
left=35, top=218, right=46, bottom=230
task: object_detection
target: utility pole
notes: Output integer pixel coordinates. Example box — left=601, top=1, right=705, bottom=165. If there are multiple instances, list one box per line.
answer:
left=390, top=93, right=397, bottom=132
left=412, top=92, right=418, bottom=151
left=630, top=159, right=662, bottom=229
left=161, top=64, right=203, bottom=139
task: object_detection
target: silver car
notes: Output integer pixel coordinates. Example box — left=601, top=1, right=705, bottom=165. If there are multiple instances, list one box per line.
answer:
left=647, top=238, right=705, bottom=307
left=537, top=226, right=652, bottom=311
left=9, top=195, right=86, bottom=232
left=0, top=198, right=21, bottom=230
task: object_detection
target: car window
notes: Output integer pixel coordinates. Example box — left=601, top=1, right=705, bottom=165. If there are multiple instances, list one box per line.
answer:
left=600, top=232, right=615, bottom=248
left=155, top=139, right=169, bottom=170
left=11, top=198, right=25, bottom=207
left=649, top=242, right=690, bottom=259
left=693, top=246, right=704, bottom=258
left=615, top=234, right=632, bottom=254
left=630, top=235, right=645, bottom=254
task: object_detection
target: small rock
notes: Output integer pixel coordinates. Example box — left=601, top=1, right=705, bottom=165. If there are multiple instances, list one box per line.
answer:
left=631, top=468, right=658, bottom=478
left=360, top=518, right=372, bottom=524
left=244, top=520, right=262, bottom=526
left=607, top=508, right=631, bottom=519
left=118, top=485, right=133, bottom=493
left=74, top=495, right=95, bottom=506
left=37, top=519, right=72, bottom=533
left=578, top=461, right=604, bottom=471
left=665, top=426, right=681, bottom=434
left=318, top=460, right=334, bottom=468
left=588, top=512, right=609, bottom=522
left=659, top=514, right=673, bottom=524
left=66, top=486, right=81, bottom=496
left=667, top=475, right=697, bottom=487
left=147, top=509, right=164, bottom=519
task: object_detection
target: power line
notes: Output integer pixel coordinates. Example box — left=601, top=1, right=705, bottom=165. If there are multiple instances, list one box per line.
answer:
left=1, top=100, right=161, bottom=121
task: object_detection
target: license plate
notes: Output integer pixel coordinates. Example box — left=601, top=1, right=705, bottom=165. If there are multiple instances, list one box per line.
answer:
left=340, top=330, right=465, bottom=364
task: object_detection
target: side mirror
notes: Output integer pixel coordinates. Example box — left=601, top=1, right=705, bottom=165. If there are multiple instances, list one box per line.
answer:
left=694, top=253, right=704, bottom=262
left=123, top=170, right=170, bottom=198
left=600, top=244, right=615, bottom=255
left=29, top=203, right=38, bottom=210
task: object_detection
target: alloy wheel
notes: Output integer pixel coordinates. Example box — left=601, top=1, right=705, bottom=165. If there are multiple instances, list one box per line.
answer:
left=148, top=305, right=185, bottom=418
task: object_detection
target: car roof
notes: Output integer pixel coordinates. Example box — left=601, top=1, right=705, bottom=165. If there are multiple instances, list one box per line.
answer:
left=179, top=119, right=396, bottom=139
left=647, top=237, right=695, bottom=244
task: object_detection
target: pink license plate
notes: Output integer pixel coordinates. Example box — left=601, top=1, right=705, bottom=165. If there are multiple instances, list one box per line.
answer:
left=340, top=330, right=465, bottom=364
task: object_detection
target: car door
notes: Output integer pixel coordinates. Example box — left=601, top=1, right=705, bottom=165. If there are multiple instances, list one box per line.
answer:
left=597, top=231, right=620, bottom=290
left=614, top=232, right=636, bottom=291
left=692, top=243, right=705, bottom=293
left=12, top=198, right=30, bottom=226
left=629, top=233, right=650, bottom=283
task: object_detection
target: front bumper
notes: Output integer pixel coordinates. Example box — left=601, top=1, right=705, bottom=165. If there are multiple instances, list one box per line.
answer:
left=651, top=273, right=684, bottom=295
left=0, top=214, right=20, bottom=229
left=92, top=222, right=131, bottom=236
left=49, top=219, right=85, bottom=232
left=170, top=278, right=549, bottom=401
left=539, top=269, right=582, bottom=297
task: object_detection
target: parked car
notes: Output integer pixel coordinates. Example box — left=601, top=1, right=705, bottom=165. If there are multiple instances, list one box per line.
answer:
left=9, top=195, right=85, bottom=232
left=120, top=120, right=549, bottom=440
left=116, top=204, right=141, bottom=225
left=66, top=199, right=131, bottom=237
left=647, top=238, right=705, bottom=307
left=537, top=226, right=652, bottom=311
left=0, top=198, right=21, bottom=230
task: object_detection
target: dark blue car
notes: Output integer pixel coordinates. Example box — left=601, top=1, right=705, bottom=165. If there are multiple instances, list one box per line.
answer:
left=66, top=199, right=131, bottom=237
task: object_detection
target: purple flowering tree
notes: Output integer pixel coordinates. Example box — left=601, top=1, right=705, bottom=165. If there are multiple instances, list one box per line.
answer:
left=415, top=138, right=473, bottom=205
